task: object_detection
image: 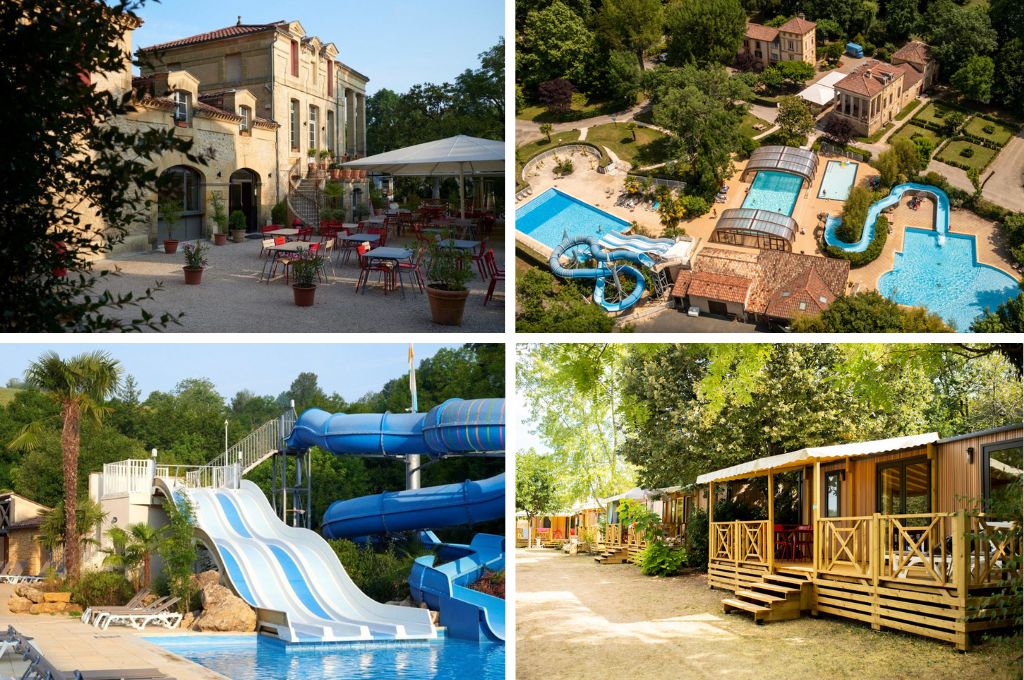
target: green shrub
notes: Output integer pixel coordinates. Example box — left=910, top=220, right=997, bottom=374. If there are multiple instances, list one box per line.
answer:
left=271, top=201, right=287, bottom=225
left=983, top=124, right=995, bottom=135
left=328, top=539, right=418, bottom=602
left=637, top=542, right=688, bottom=576
left=960, top=146, right=975, bottom=158
left=516, top=268, right=615, bottom=332
left=71, top=571, right=134, bottom=607
left=835, top=185, right=875, bottom=243
left=826, top=215, right=889, bottom=267
left=684, top=508, right=708, bottom=569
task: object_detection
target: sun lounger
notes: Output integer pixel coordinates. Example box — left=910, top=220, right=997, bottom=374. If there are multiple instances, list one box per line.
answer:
left=94, top=597, right=181, bottom=630
left=87, top=594, right=171, bottom=627
left=0, top=562, right=26, bottom=584
left=81, top=589, right=150, bottom=625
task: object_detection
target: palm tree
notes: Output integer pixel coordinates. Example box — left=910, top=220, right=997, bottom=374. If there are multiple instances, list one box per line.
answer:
left=36, top=498, right=106, bottom=571
left=102, top=522, right=164, bottom=588
left=15, top=351, right=121, bottom=582
left=128, top=523, right=164, bottom=588
left=540, top=123, right=553, bottom=143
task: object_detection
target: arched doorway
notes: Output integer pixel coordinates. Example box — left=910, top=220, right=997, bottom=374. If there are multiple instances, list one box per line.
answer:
left=229, top=168, right=261, bottom=233
left=157, top=165, right=204, bottom=241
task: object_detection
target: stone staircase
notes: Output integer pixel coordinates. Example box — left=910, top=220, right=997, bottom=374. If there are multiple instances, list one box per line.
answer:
left=593, top=546, right=629, bottom=564
left=288, top=177, right=321, bottom=227
left=721, top=572, right=810, bottom=623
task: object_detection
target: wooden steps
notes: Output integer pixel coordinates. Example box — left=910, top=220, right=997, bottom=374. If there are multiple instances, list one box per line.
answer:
left=593, top=547, right=629, bottom=564
left=722, top=571, right=808, bottom=623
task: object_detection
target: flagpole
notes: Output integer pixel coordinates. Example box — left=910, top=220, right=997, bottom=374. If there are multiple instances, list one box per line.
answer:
left=406, top=343, right=420, bottom=490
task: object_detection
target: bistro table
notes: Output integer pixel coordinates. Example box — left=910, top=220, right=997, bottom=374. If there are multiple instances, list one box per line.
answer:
left=364, top=246, right=413, bottom=297
left=336, top=232, right=380, bottom=265
left=261, top=241, right=317, bottom=283
left=264, top=228, right=301, bottom=240
left=437, top=239, right=480, bottom=250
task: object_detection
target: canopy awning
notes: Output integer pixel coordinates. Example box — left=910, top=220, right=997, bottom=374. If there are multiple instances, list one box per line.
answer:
left=340, top=135, right=504, bottom=176
left=695, top=432, right=939, bottom=485
left=600, top=487, right=650, bottom=503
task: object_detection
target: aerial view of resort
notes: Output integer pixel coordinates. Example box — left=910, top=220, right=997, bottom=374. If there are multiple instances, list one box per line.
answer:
left=515, top=0, right=1024, bottom=332
left=0, top=342, right=505, bottom=679
left=516, top=342, right=1022, bottom=678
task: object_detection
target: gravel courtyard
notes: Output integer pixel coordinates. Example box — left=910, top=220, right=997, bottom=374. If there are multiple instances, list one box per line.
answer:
left=93, top=233, right=505, bottom=332
left=516, top=548, right=1022, bottom=680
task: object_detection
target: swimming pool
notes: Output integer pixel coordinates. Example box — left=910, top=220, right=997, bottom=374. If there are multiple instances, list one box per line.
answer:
left=825, top=183, right=950, bottom=253
left=742, top=171, right=803, bottom=216
left=144, top=634, right=505, bottom=680
left=516, top=188, right=631, bottom=250
left=818, top=160, right=858, bottom=201
left=878, top=228, right=1019, bottom=331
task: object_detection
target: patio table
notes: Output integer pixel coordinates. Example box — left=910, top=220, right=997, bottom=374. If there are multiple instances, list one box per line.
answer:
left=260, top=241, right=317, bottom=283
left=359, top=246, right=413, bottom=297
left=437, top=239, right=480, bottom=250
left=338, top=233, right=381, bottom=244
left=264, top=228, right=300, bottom=239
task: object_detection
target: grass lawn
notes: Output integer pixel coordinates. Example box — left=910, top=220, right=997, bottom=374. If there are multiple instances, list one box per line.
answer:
left=890, top=123, right=942, bottom=148
left=854, top=121, right=894, bottom=144
left=894, top=98, right=921, bottom=122
left=518, top=96, right=619, bottom=124
left=964, top=116, right=1015, bottom=146
left=740, top=112, right=771, bottom=138
left=913, top=101, right=963, bottom=128
left=585, top=123, right=670, bottom=167
left=936, top=140, right=997, bottom=172
left=0, top=388, right=19, bottom=406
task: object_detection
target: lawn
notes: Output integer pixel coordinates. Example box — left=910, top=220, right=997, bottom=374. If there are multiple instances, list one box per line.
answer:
left=913, top=101, right=963, bottom=128
left=854, top=121, right=894, bottom=144
left=585, top=123, right=671, bottom=167
left=894, top=98, right=921, bottom=122
left=890, top=123, right=942, bottom=148
left=936, top=139, right=998, bottom=172
left=740, top=112, right=771, bottom=139
left=964, top=116, right=1015, bottom=146
left=518, top=95, right=619, bottom=124
left=0, top=388, right=19, bottom=406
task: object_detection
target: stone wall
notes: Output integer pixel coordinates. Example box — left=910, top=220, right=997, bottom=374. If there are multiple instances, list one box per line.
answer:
left=7, top=529, right=44, bottom=575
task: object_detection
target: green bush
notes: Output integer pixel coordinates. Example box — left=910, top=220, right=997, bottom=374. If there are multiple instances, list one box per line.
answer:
left=835, top=185, right=875, bottom=243
left=71, top=571, right=134, bottom=607
left=328, top=539, right=418, bottom=602
left=516, top=267, right=615, bottom=332
left=960, top=146, right=975, bottom=158
left=637, top=542, right=688, bottom=576
left=271, top=201, right=287, bottom=225
left=826, top=215, right=889, bottom=267
left=684, top=508, right=708, bottom=569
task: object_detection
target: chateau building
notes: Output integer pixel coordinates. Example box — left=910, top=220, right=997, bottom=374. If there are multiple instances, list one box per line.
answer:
left=741, top=15, right=817, bottom=69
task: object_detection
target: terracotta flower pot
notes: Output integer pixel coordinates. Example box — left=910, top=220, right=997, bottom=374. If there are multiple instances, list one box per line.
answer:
left=231, top=229, right=246, bottom=243
left=426, top=286, right=469, bottom=325
left=163, top=239, right=179, bottom=254
left=330, top=168, right=341, bottom=180
left=341, top=169, right=352, bottom=180
left=213, top=233, right=227, bottom=246
left=293, top=285, right=316, bottom=307
left=183, top=266, right=204, bottom=285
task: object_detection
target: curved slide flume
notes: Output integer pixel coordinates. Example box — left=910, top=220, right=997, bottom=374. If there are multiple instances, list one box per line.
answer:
left=179, top=480, right=437, bottom=643
left=824, top=182, right=950, bottom=253
left=548, top=234, right=651, bottom=313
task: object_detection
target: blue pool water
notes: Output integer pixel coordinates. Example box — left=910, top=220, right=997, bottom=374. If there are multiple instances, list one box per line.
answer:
left=818, top=160, right=858, bottom=201
left=516, top=188, right=631, bottom=249
left=742, top=171, right=803, bottom=216
left=144, top=634, right=505, bottom=680
left=878, top=228, right=1019, bottom=331
left=825, top=183, right=950, bottom=253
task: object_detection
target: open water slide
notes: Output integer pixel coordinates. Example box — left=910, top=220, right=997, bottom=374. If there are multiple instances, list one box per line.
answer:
left=548, top=234, right=652, bottom=312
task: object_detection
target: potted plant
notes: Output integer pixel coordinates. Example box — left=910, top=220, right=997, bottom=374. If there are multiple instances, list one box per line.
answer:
left=329, top=163, right=341, bottom=180
left=290, top=247, right=324, bottom=307
left=158, top=198, right=182, bottom=254
left=228, top=210, right=247, bottom=243
left=182, top=241, right=208, bottom=285
left=425, top=234, right=474, bottom=325
left=319, top=149, right=332, bottom=170
left=307, top=148, right=317, bottom=176
left=209, top=191, right=228, bottom=245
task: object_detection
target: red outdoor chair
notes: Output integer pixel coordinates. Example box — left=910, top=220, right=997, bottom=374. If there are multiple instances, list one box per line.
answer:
left=483, top=248, right=504, bottom=305
left=774, top=524, right=792, bottom=560
left=472, top=239, right=488, bottom=279
left=297, top=227, right=313, bottom=242
left=367, top=226, right=387, bottom=247
left=355, top=243, right=394, bottom=294
left=397, top=244, right=427, bottom=293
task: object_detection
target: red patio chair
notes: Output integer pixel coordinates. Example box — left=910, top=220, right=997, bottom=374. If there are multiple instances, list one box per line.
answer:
left=367, top=226, right=387, bottom=247
left=298, top=227, right=313, bottom=242
left=774, top=524, right=792, bottom=560
left=483, top=249, right=504, bottom=305
left=472, top=239, right=488, bottom=279
left=355, top=243, right=394, bottom=294
left=397, top=244, right=427, bottom=293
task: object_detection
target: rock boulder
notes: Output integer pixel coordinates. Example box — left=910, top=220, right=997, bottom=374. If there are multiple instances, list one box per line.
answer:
left=193, top=583, right=256, bottom=632
left=7, top=595, right=32, bottom=614
left=14, top=586, right=43, bottom=604
left=192, top=570, right=221, bottom=591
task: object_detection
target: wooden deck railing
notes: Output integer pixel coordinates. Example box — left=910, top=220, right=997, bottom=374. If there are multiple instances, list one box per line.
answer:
left=817, top=516, right=872, bottom=578
left=602, top=523, right=622, bottom=546
left=711, top=520, right=769, bottom=566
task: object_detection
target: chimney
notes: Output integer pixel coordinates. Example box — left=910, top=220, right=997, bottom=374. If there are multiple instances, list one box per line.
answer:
left=798, top=12, right=805, bottom=19
left=237, top=16, right=242, bottom=26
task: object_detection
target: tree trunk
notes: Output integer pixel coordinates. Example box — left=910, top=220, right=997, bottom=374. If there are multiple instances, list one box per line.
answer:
left=143, top=553, right=151, bottom=588
left=636, top=49, right=646, bottom=71
left=62, top=402, right=81, bottom=582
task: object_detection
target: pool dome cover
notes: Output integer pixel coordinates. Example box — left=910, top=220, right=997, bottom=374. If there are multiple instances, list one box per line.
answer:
left=742, top=145, right=819, bottom=185
left=713, top=208, right=797, bottom=244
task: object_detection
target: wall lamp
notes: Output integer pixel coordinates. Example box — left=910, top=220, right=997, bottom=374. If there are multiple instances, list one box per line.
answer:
left=967, top=446, right=975, bottom=464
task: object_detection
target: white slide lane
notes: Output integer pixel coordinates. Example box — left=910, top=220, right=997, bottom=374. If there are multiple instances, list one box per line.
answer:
left=184, top=480, right=437, bottom=643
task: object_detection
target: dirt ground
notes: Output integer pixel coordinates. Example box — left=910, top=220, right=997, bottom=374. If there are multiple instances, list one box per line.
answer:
left=515, top=549, right=1022, bottom=680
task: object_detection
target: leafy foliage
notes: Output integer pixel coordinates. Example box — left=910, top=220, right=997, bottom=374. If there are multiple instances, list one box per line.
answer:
left=665, top=0, right=747, bottom=66
left=516, top=268, right=615, bottom=332
left=791, top=291, right=951, bottom=332
left=70, top=571, right=134, bottom=608
left=637, top=541, right=688, bottom=576
left=328, top=538, right=421, bottom=602
left=158, top=496, right=197, bottom=614
left=516, top=450, right=561, bottom=520
left=518, top=2, right=597, bottom=92
left=775, top=96, right=815, bottom=142
left=971, top=282, right=1024, bottom=332
left=951, top=55, right=995, bottom=104
left=595, top=0, right=664, bottom=69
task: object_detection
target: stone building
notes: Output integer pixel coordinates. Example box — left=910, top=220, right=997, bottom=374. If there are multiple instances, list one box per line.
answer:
left=0, top=492, right=52, bottom=575
left=741, top=15, right=817, bottom=69
left=830, top=60, right=906, bottom=137
left=891, top=41, right=938, bottom=98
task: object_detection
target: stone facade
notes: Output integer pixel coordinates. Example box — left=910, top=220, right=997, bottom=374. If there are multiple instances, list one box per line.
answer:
left=0, top=493, right=52, bottom=575
left=742, top=15, right=816, bottom=69
left=831, top=60, right=906, bottom=137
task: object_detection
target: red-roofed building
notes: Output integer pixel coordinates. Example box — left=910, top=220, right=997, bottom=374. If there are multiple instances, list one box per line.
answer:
left=741, top=14, right=816, bottom=70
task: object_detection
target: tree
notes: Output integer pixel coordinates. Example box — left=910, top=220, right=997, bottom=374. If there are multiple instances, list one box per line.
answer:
left=606, top=50, right=643, bottom=107
left=821, top=41, right=844, bottom=65
left=910, top=133, right=935, bottom=165
left=102, top=522, right=164, bottom=589
left=665, top=0, right=747, bottom=66
left=823, top=115, right=855, bottom=146
left=815, top=18, right=843, bottom=41
left=791, top=291, right=951, bottom=332
left=995, top=39, right=1024, bottom=111
left=942, top=111, right=967, bottom=136
left=775, top=96, right=815, bottom=143
left=0, top=0, right=206, bottom=331
left=12, top=351, right=121, bottom=581
left=951, top=55, right=995, bottom=104
left=626, top=121, right=639, bottom=141
left=518, top=1, right=597, bottom=90
left=539, top=123, right=553, bottom=143
left=884, top=0, right=920, bottom=41
left=36, top=498, right=106, bottom=571
left=924, top=0, right=998, bottom=74
left=516, top=269, right=615, bottom=332
left=516, top=450, right=560, bottom=545
left=971, top=284, right=1024, bottom=332
left=159, top=496, right=197, bottom=615
left=537, top=78, right=575, bottom=113
left=763, top=61, right=816, bottom=91
left=596, top=0, right=665, bottom=69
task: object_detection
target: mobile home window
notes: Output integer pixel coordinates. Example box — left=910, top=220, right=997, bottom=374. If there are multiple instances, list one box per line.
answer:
left=876, top=457, right=931, bottom=515
left=824, top=471, right=841, bottom=518
left=983, top=438, right=1023, bottom=514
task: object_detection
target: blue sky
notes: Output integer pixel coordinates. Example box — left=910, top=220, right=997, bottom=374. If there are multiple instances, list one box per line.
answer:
left=123, top=0, right=504, bottom=94
left=0, top=343, right=460, bottom=401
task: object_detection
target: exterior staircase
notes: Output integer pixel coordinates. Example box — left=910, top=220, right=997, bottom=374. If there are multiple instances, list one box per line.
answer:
left=721, top=572, right=810, bottom=623
left=593, top=547, right=629, bottom=564
left=288, top=177, right=322, bottom=227
left=184, top=409, right=296, bottom=487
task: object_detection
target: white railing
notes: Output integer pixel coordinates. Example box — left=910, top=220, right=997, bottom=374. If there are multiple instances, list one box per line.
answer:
left=185, top=411, right=295, bottom=488
left=101, top=459, right=155, bottom=497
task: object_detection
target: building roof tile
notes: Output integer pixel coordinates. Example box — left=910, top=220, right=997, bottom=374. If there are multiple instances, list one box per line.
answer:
left=892, top=41, right=931, bottom=66
left=140, top=22, right=286, bottom=52
left=834, top=60, right=904, bottom=97
left=745, top=23, right=779, bottom=42
left=778, top=17, right=816, bottom=35
left=748, top=250, right=849, bottom=319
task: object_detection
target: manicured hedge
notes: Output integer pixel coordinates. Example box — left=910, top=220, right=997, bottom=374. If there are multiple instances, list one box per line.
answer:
left=825, top=215, right=889, bottom=267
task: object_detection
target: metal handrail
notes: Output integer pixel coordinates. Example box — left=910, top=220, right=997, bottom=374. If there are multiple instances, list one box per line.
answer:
left=184, top=410, right=296, bottom=487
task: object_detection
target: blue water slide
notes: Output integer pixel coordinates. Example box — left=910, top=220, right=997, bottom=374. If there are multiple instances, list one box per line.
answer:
left=548, top=234, right=650, bottom=313
left=824, top=183, right=949, bottom=253
left=409, top=533, right=506, bottom=642
left=321, top=474, right=504, bottom=539
left=286, top=398, right=505, bottom=457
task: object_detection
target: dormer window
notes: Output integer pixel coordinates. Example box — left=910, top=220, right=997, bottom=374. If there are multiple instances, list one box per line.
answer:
left=172, top=90, right=191, bottom=124
left=239, top=105, right=252, bottom=132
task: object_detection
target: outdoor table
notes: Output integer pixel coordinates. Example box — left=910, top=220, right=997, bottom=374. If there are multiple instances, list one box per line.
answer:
left=264, top=228, right=300, bottom=240
left=336, top=232, right=380, bottom=266
left=437, top=239, right=480, bottom=250
left=362, top=215, right=388, bottom=225
left=260, top=241, right=317, bottom=283
left=359, top=246, right=413, bottom=298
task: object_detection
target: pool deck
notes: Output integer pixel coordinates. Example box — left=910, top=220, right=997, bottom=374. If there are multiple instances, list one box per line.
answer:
left=0, top=583, right=228, bottom=679
left=519, top=148, right=1019, bottom=296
